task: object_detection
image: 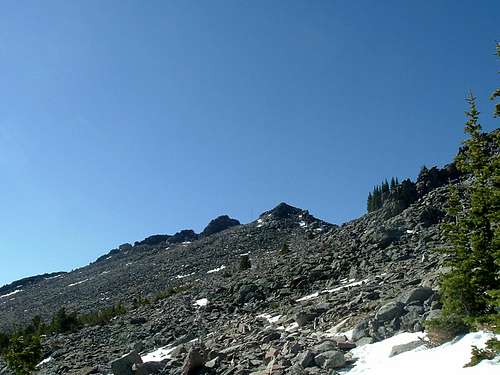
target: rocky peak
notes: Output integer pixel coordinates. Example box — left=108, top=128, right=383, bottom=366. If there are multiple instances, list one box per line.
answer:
left=260, top=202, right=304, bottom=220
left=201, top=215, right=240, bottom=237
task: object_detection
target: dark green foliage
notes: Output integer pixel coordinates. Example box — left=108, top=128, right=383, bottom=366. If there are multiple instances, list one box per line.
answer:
left=78, top=303, right=126, bottom=326
left=490, top=42, right=500, bottom=117
left=132, top=295, right=151, bottom=308
left=0, top=302, right=128, bottom=373
left=367, top=177, right=417, bottom=213
left=464, top=337, right=500, bottom=367
left=48, top=307, right=80, bottom=334
left=438, top=93, right=499, bottom=322
left=153, top=285, right=191, bottom=302
left=0, top=332, right=10, bottom=354
left=4, top=334, right=41, bottom=375
left=239, top=254, right=251, bottom=270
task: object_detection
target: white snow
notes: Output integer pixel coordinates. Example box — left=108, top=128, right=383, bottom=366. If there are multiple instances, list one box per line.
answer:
left=325, top=278, right=370, bottom=293
left=296, top=292, right=320, bottom=302
left=343, top=331, right=499, bottom=375
left=194, top=298, right=209, bottom=307
left=296, top=278, right=370, bottom=302
left=0, top=289, right=22, bottom=299
left=175, top=272, right=195, bottom=279
left=100, top=270, right=110, bottom=275
left=141, top=346, right=176, bottom=362
left=257, top=313, right=282, bottom=324
left=207, top=265, right=226, bottom=274
left=45, top=274, right=63, bottom=280
left=406, top=229, right=416, bottom=234
left=67, top=279, right=89, bottom=287
left=182, top=241, right=191, bottom=245
left=36, top=356, right=53, bottom=367
left=299, top=221, right=307, bottom=227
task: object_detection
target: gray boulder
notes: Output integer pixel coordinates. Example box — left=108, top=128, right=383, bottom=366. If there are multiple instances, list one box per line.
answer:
left=314, top=351, right=346, bottom=369
left=389, top=340, right=424, bottom=357
left=351, top=319, right=369, bottom=341
left=375, top=302, right=404, bottom=322
left=134, top=361, right=164, bottom=374
left=295, top=350, right=315, bottom=368
left=398, top=287, right=434, bottom=305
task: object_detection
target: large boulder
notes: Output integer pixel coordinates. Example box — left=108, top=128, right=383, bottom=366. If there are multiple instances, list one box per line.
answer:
left=110, top=351, right=142, bottom=375
left=375, top=302, right=404, bottom=322
left=181, top=347, right=205, bottom=375
left=134, top=361, right=165, bottom=375
left=294, top=350, right=315, bottom=368
left=352, top=319, right=369, bottom=341
left=389, top=340, right=424, bottom=357
left=398, top=287, right=434, bottom=305
left=314, top=351, right=346, bottom=369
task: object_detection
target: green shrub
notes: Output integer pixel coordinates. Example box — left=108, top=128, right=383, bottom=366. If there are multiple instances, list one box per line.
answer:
left=4, top=334, right=41, bottom=375
left=464, top=337, right=500, bottom=367
left=239, top=254, right=251, bottom=270
left=154, top=285, right=190, bottom=302
left=424, top=314, right=469, bottom=346
left=79, top=303, right=126, bottom=326
left=132, top=296, right=151, bottom=309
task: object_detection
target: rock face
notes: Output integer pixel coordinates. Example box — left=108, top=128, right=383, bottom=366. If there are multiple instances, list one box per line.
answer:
left=0, top=128, right=487, bottom=375
left=201, top=215, right=240, bottom=237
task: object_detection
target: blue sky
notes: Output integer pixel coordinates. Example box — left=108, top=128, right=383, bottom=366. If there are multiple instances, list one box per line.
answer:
left=0, top=1, right=498, bottom=286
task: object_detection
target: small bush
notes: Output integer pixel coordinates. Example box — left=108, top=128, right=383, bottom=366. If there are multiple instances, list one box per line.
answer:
left=153, top=285, right=190, bottom=302
left=464, top=337, right=500, bottom=367
left=239, top=255, right=251, bottom=270
left=424, top=314, right=469, bottom=346
left=132, top=296, right=151, bottom=309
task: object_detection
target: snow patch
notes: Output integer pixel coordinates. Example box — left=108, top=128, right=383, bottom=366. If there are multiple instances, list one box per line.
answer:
left=207, top=265, right=226, bottom=274
left=257, top=313, right=282, bottom=324
left=194, top=298, right=208, bottom=307
left=296, top=278, right=370, bottom=302
left=344, top=331, right=499, bottom=375
left=0, top=289, right=22, bottom=299
left=175, top=272, right=195, bottom=279
left=67, top=279, right=89, bottom=287
left=45, top=274, right=63, bottom=280
left=141, top=346, right=176, bottom=362
left=36, top=356, right=53, bottom=367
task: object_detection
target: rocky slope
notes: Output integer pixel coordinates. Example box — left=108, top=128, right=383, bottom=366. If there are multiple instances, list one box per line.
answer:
left=0, top=170, right=464, bottom=375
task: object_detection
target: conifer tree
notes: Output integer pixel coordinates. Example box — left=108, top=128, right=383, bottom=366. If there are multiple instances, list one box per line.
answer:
left=440, top=92, right=499, bottom=321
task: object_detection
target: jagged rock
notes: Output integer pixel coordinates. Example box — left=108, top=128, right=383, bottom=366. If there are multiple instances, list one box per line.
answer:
left=294, top=351, right=315, bottom=368
left=351, top=319, right=369, bottom=341
left=181, top=348, right=205, bottom=375
left=314, top=351, right=346, bottom=369
left=201, top=215, right=240, bottom=237
left=389, top=340, right=424, bottom=357
left=313, top=340, right=337, bottom=353
left=134, top=361, right=165, bottom=374
left=110, top=351, right=142, bottom=375
left=398, top=287, right=434, bottom=305
left=294, top=311, right=318, bottom=327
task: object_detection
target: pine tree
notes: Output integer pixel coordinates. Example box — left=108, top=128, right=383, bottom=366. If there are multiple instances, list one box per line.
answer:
left=490, top=42, right=500, bottom=117
left=439, top=93, right=499, bottom=321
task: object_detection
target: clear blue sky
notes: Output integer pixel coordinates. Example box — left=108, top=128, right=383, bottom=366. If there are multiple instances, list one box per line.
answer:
left=0, top=1, right=498, bottom=287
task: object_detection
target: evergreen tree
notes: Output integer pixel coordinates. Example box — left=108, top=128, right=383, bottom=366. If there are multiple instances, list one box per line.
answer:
left=439, top=93, right=499, bottom=321
left=490, top=42, right=500, bottom=117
